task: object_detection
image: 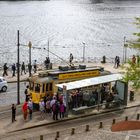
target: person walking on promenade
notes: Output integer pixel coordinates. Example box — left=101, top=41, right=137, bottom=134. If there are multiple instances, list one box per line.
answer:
left=33, top=60, right=37, bottom=73
left=28, top=99, right=33, bottom=120
left=116, top=56, right=120, bottom=68
left=11, top=104, right=16, bottom=123
left=22, top=101, right=28, bottom=121
left=69, top=53, right=74, bottom=66
left=114, top=56, right=118, bottom=68
left=132, top=55, right=136, bottom=64
left=3, top=63, right=8, bottom=77
left=28, top=63, right=32, bottom=76
left=11, top=63, right=16, bottom=77
left=21, top=62, right=26, bottom=75
left=44, top=57, right=50, bottom=69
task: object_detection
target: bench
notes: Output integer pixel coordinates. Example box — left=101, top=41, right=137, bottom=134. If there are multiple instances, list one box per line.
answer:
left=72, top=105, right=96, bottom=114
left=104, top=99, right=123, bottom=109
left=72, top=106, right=88, bottom=114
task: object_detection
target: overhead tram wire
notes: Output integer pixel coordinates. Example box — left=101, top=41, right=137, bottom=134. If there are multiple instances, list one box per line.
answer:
left=43, top=47, right=71, bottom=67
left=20, top=42, right=71, bottom=66
left=34, top=46, right=70, bottom=66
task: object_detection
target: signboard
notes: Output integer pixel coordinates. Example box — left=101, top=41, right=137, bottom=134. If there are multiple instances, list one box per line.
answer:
left=59, top=70, right=99, bottom=80
left=63, top=85, right=67, bottom=107
left=63, top=85, right=68, bottom=117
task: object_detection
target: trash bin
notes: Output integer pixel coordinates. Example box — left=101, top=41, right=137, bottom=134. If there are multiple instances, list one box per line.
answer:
left=130, top=91, right=134, bottom=101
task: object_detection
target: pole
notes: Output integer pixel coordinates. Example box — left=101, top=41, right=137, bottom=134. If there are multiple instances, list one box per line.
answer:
left=83, top=42, right=85, bottom=62
left=48, top=39, right=49, bottom=57
left=28, top=41, right=32, bottom=77
left=63, top=85, right=68, bottom=117
left=17, top=30, right=20, bottom=105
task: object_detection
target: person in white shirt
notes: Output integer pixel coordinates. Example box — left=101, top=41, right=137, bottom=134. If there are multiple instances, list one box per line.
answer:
left=28, top=99, right=33, bottom=120
left=39, top=99, right=45, bottom=119
left=50, top=96, right=56, bottom=108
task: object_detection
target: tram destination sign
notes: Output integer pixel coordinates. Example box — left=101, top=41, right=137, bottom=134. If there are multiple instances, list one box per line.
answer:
left=58, top=70, right=99, bottom=80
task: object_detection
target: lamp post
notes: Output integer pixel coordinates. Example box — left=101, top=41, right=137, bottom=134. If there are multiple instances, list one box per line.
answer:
left=17, top=30, right=20, bottom=105
left=82, top=42, right=86, bottom=62
left=28, top=41, right=32, bottom=77
left=123, top=36, right=126, bottom=63
left=47, top=39, right=49, bottom=58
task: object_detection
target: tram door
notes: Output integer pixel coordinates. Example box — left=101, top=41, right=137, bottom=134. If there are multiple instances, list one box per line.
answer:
left=116, top=80, right=128, bottom=106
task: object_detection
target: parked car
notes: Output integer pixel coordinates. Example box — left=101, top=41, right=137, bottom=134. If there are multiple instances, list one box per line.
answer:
left=0, top=77, right=8, bottom=92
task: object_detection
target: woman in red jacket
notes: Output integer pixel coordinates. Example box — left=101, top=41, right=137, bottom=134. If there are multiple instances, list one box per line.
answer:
left=22, top=101, right=28, bottom=120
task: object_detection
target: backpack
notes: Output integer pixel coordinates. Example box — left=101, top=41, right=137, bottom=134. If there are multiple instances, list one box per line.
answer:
left=52, top=102, right=59, bottom=112
left=52, top=103, right=56, bottom=112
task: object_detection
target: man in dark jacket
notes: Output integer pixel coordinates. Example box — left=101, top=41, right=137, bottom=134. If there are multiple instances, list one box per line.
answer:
left=12, top=63, right=16, bottom=77
left=52, top=101, right=59, bottom=120
left=21, top=62, right=26, bottom=75
left=11, top=104, right=16, bottom=123
left=3, top=63, right=8, bottom=76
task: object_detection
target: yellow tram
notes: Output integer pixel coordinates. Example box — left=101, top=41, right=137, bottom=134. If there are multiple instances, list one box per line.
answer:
left=28, top=65, right=111, bottom=105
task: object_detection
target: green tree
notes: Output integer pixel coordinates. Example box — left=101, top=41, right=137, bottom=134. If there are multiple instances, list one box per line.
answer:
left=123, top=18, right=140, bottom=89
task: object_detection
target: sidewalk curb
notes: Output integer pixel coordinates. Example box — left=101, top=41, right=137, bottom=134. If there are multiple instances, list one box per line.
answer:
left=7, top=79, right=28, bottom=83
left=8, top=103, right=140, bottom=133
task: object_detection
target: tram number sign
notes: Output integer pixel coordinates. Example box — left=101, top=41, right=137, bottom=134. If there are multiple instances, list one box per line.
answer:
left=59, top=70, right=99, bottom=80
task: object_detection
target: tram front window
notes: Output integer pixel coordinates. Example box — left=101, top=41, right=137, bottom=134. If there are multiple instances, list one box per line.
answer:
left=30, top=82, right=34, bottom=90
left=42, top=84, right=45, bottom=93
left=35, top=84, right=40, bottom=93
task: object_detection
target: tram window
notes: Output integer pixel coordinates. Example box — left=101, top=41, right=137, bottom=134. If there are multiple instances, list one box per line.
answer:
left=35, top=84, right=40, bottom=93
left=42, top=84, right=45, bottom=93
left=30, top=82, right=34, bottom=90
left=46, top=84, right=48, bottom=91
left=49, top=83, right=52, bottom=91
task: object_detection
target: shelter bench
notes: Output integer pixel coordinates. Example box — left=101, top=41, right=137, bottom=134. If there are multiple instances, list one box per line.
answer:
left=72, top=105, right=96, bottom=114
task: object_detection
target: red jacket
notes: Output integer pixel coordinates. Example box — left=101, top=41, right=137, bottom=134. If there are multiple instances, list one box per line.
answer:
left=22, top=102, right=28, bottom=112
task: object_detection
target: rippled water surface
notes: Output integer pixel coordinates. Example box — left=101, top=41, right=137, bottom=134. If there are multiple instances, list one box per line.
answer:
left=0, top=0, right=140, bottom=64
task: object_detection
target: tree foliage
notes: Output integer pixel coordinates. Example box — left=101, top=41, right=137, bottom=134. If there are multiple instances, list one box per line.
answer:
left=123, top=17, right=140, bottom=90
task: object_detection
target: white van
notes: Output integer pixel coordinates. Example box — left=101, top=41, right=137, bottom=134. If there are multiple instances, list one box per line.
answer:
left=0, top=77, right=8, bottom=92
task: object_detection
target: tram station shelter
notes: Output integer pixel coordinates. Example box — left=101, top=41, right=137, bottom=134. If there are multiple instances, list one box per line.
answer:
left=56, top=73, right=128, bottom=110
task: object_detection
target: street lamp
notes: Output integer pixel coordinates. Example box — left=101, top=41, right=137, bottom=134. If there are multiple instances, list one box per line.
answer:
left=82, top=42, right=86, bottom=62
left=47, top=39, right=49, bottom=58
left=28, top=41, right=32, bottom=77
left=17, top=30, right=20, bottom=105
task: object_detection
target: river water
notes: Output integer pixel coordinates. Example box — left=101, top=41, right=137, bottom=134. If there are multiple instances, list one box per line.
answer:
left=0, top=0, right=140, bottom=65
